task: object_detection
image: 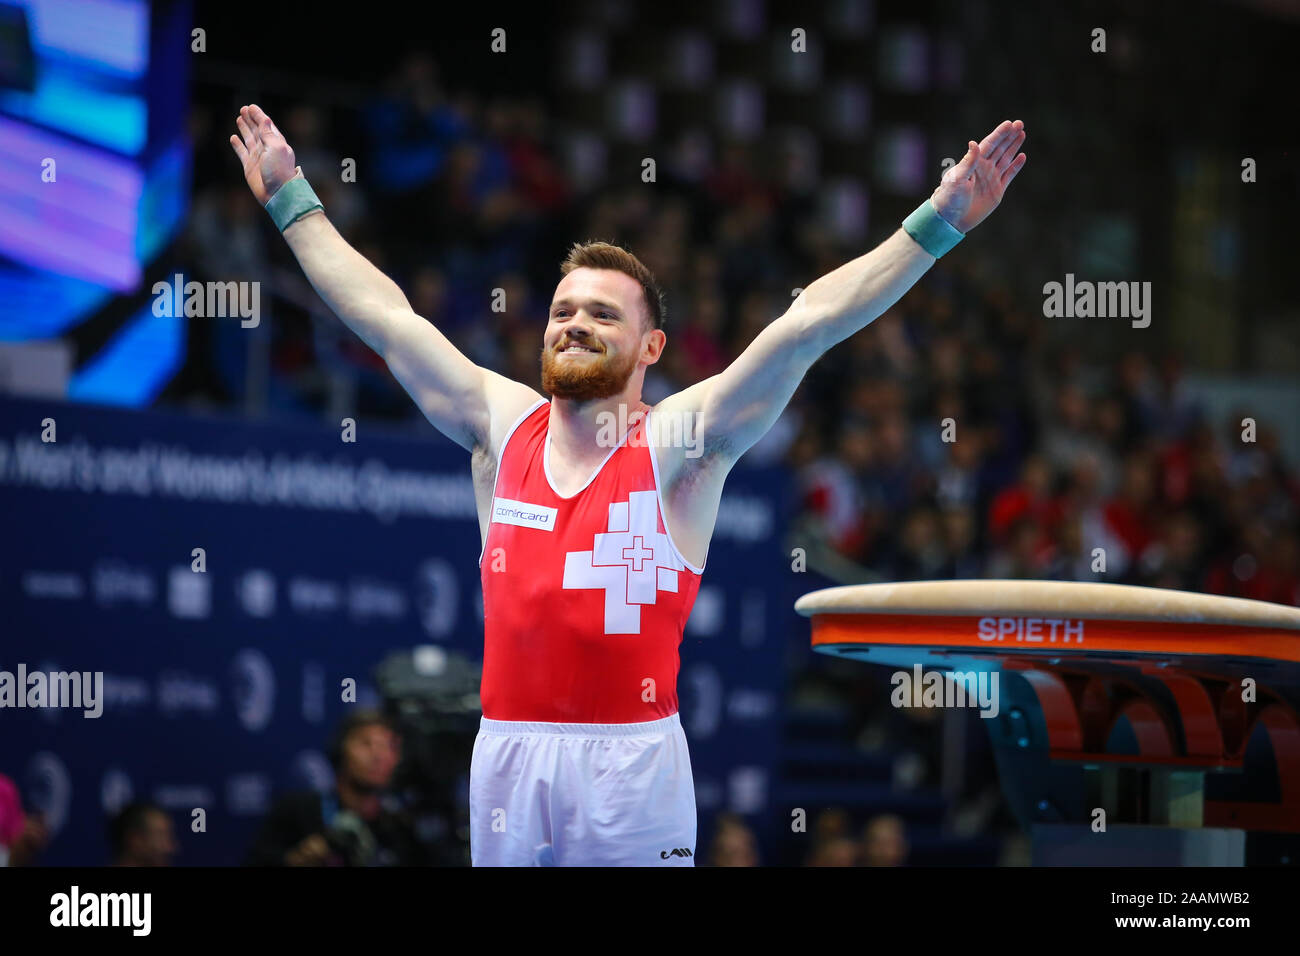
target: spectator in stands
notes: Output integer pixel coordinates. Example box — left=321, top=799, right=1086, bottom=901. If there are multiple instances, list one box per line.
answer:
left=1207, top=518, right=1295, bottom=603
left=108, top=802, right=178, bottom=866
left=1045, top=503, right=1097, bottom=581
left=860, top=814, right=909, bottom=867
left=361, top=52, right=473, bottom=251
left=496, top=97, right=570, bottom=214
left=1102, top=451, right=1159, bottom=569
left=797, top=421, right=873, bottom=560
left=893, top=506, right=948, bottom=581
left=1056, top=452, right=1130, bottom=577
left=933, top=424, right=988, bottom=512
left=679, top=291, right=729, bottom=382
left=1116, top=351, right=1157, bottom=444
left=0, top=774, right=21, bottom=866
left=811, top=807, right=851, bottom=842
left=706, top=813, right=760, bottom=866
left=1269, top=532, right=1300, bottom=606
left=283, top=105, right=370, bottom=236
left=917, top=386, right=964, bottom=472
left=865, top=411, right=928, bottom=519
left=1041, top=382, right=1117, bottom=493
left=189, top=181, right=270, bottom=283
left=986, top=515, right=1050, bottom=579
left=801, top=807, right=856, bottom=866
left=1139, top=511, right=1207, bottom=591
left=244, top=709, right=427, bottom=866
left=988, top=454, right=1054, bottom=547
left=939, top=505, right=985, bottom=578
left=1092, top=394, right=1133, bottom=457
left=1143, top=354, right=1202, bottom=442
left=807, top=836, right=860, bottom=866
left=1169, top=419, right=1228, bottom=515
left=0, top=773, right=48, bottom=866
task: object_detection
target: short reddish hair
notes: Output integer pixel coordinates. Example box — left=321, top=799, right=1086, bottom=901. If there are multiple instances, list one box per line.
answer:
left=560, top=240, right=666, bottom=332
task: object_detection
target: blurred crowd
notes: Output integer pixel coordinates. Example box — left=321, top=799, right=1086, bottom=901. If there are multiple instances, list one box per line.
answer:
left=181, top=52, right=1299, bottom=606
left=705, top=809, right=911, bottom=867
left=5, top=712, right=911, bottom=867
left=792, top=308, right=1300, bottom=603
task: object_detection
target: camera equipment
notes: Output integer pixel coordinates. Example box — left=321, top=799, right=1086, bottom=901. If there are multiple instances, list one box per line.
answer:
left=372, top=646, right=482, bottom=866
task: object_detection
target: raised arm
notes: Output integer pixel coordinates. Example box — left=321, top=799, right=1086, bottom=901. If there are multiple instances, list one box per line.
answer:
left=659, top=119, right=1027, bottom=465
left=228, top=104, right=540, bottom=452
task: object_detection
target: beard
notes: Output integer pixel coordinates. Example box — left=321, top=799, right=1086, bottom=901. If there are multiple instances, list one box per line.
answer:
left=540, top=342, right=639, bottom=401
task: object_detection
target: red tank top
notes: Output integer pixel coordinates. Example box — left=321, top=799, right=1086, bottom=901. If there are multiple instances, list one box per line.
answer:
left=478, top=399, right=706, bottom=723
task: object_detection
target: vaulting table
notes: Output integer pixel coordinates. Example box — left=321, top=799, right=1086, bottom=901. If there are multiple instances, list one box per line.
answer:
left=795, top=580, right=1300, bottom=865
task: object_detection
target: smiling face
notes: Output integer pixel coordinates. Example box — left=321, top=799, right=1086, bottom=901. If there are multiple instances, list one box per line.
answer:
left=541, top=267, right=662, bottom=401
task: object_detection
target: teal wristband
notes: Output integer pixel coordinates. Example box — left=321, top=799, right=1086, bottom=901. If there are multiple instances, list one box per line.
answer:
left=265, top=176, right=323, bottom=232
left=902, top=199, right=964, bottom=258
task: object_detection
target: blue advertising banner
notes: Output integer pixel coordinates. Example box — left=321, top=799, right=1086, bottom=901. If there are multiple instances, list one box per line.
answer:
left=0, top=395, right=795, bottom=865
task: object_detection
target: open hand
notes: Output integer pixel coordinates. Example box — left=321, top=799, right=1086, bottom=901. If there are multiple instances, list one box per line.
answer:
left=229, top=103, right=300, bottom=205
left=930, top=119, right=1027, bottom=233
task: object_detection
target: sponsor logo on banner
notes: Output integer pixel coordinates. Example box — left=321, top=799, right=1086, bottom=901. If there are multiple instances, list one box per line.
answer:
left=24, top=752, right=72, bottom=836
left=348, top=578, right=406, bottom=621
left=713, top=494, right=773, bottom=543
left=226, top=773, right=271, bottom=816
left=102, top=674, right=151, bottom=711
left=153, top=784, right=214, bottom=809
left=681, top=662, right=722, bottom=739
left=21, top=571, right=84, bottom=600
left=157, top=672, right=219, bottom=716
left=728, top=766, right=768, bottom=814
left=739, top=588, right=766, bottom=647
left=292, top=750, right=334, bottom=793
left=100, top=769, right=134, bottom=815
left=230, top=650, right=275, bottom=732
left=92, top=561, right=154, bottom=607
left=414, top=559, right=458, bottom=638
left=237, top=569, right=276, bottom=618
left=727, top=688, right=776, bottom=722
left=288, top=577, right=342, bottom=615
left=167, top=566, right=210, bottom=619
left=693, top=776, right=723, bottom=810
left=302, top=662, right=325, bottom=723
left=685, top=585, right=724, bottom=636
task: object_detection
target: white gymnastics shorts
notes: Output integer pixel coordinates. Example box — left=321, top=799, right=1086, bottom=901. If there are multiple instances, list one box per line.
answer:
left=469, top=712, right=697, bottom=866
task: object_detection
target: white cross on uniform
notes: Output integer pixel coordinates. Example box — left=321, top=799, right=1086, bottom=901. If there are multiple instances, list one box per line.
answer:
left=562, top=490, right=686, bottom=634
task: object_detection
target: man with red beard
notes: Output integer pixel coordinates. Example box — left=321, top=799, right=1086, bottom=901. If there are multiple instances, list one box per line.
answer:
left=231, top=104, right=1026, bottom=865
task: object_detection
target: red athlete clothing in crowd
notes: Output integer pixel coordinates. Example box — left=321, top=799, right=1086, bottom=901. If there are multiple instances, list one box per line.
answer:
left=478, top=398, right=706, bottom=724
